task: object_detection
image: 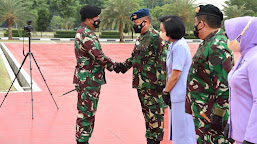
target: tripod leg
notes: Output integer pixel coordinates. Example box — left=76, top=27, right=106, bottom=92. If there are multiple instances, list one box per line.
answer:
left=29, top=53, right=34, bottom=119
left=0, top=53, right=29, bottom=108
left=31, top=53, right=59, bottom=109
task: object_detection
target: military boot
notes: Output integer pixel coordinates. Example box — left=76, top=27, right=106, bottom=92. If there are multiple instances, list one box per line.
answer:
left=147, top=138, right=160, bottom=144
left=77, top=141, right=88, bottom=144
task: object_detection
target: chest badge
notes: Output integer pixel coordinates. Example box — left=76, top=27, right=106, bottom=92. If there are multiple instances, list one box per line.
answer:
left=136, top=41, right=140, bottom=46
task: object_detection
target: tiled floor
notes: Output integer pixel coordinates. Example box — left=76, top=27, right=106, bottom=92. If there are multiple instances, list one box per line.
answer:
left=0, top=42, right=240, bottom=144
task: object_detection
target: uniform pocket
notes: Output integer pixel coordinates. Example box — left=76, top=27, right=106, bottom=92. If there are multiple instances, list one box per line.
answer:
left=149, top=96, right=164, bottom=115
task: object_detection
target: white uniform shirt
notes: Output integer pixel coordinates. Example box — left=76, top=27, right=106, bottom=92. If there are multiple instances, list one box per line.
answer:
left=166, top=38, right=191, bottom=102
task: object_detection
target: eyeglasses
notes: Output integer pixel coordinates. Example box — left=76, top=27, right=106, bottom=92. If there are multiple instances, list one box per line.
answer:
left=224, top=33, right=228, bottom=38
left=234, top=17, right=254, bottom=42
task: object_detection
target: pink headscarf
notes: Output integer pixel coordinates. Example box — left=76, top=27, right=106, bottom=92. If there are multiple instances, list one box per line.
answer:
left=224, top=16, right=257, bottom=57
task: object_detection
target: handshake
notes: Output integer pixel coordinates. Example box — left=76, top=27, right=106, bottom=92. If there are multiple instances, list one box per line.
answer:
left=114, top=62, right=127, bottom=74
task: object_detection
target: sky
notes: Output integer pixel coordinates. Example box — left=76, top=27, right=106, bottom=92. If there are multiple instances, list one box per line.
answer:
left=194, top=0, right=227, bottom=10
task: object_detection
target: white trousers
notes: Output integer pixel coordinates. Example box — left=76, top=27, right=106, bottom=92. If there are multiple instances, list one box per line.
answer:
left=169, top=101, right=196, bottom=144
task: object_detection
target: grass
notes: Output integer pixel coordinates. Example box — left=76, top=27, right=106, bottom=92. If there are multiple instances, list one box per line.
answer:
left=0, top=53, right=16, bottom=92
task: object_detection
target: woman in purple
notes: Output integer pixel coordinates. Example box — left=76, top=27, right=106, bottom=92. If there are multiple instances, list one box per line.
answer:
left=224, top=17, right=257, bottom=144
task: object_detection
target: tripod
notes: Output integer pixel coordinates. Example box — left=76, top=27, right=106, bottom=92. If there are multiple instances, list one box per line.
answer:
left=0, top=30, right=59, bottom=119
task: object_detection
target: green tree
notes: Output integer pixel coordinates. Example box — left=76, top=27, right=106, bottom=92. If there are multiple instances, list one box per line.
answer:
left=58, top=0, right=78, bottom=19
left=101, top=0, right=140, bottom=42
left=50, top=15, right=64, bottom=29
left=0, top=0, right=36, bottom=40
left=63, top=17, right=76, bottom=30
left=131, top=0, right=146, bottom=7
left=37, top=8, right=50, bottom=37
left=79, top=0, right=105, bottom=9
left=161, top=0, right=196, bottom=34
left=223, top=3, right=254, bottom=19
left=27, top=0, right=49, bottom=9
left=150, top=6, right=163, bottom=29
left=224, top=0, right=257, bottom=15
left=143, top=0, right=165, bottom=9
left=49, top=0, right=60, bottom=17
left=23, top=0, right=49, bottom=21
left=57, top=0, right=79, bottom=29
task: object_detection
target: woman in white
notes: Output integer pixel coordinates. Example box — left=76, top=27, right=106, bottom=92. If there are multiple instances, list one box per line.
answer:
left=159, top=15, right=196, bottom=144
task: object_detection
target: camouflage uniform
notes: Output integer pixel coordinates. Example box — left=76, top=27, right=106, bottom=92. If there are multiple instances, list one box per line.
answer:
left=121, top=26, right=168, bottom=141
left=185, top=29, right=234, bottom=144
left=73, top=23, right=116, bottom=143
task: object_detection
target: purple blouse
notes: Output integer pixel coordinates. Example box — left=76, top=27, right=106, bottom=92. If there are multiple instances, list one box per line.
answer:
left=228, top=47, right=257, bottom=143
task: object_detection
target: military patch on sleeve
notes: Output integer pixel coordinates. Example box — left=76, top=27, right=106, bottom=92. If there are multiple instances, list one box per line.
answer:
left=210, top=56, right=222, bottom=65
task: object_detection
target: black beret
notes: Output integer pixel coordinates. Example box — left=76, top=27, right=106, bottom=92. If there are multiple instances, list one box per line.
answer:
left=130, top=8, right=150, bottom=21
left=80, top=5, right=101, bottom=18
left=195, top=4, right=223, bottom=21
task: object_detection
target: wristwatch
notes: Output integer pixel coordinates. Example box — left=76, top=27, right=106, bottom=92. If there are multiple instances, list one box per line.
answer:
left=163, top=90, right=169, bottom=94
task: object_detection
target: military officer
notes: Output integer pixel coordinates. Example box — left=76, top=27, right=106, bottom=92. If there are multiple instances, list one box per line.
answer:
left=73, top=5, right=120, bottom=144
left=185, top=4, right=234, bottom=144
left=119, top=8, right=168, bottom=144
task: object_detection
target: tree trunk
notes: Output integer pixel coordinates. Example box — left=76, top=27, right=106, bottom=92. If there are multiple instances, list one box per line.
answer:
left=152, top=0, right=155, bottom=9
left=119, top=22, right=124, bottom=42
left=131, top=28, right=134, bottom=39
left=7, top=19, right=12, bottom=40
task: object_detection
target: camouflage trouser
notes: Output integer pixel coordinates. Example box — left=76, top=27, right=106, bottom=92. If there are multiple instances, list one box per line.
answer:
left=75, top=86, right=101, bottom=143
left=193, top=116, right=229, bottom=144
left=137, top=89, right=165, bottom=141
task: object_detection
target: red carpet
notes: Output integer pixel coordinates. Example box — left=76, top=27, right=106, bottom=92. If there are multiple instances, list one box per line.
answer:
left=0, top=43, right=240, bottom=144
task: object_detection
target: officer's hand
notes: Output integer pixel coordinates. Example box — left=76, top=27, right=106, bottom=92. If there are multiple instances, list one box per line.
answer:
left=114, top=63, right=121, bottom=73
left=210, top=114, right=223, bottom=135
left=224, top=124, right=235, bottom=143
left=243, top=140, right=254, bottom=144
left=162, top=92, right=171, bottom=109
left=120, top=63, right=127, bottom=74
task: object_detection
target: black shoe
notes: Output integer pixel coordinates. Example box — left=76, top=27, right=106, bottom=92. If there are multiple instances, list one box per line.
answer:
left=147, top=139, right=160, bottom=144
left=77, top=141, right=88, bottom=144
left=147, top=139, right=155, bottom=144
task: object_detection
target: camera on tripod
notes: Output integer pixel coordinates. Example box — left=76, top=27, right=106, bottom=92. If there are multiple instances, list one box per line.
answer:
left=24, top=20, right=33, bottom=35
left=1, top=20, right=59, bottom=119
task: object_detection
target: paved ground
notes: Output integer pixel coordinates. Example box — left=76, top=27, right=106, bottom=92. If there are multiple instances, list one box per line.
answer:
left=0, top=42, right=240, bottom=144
